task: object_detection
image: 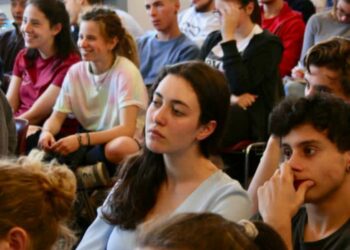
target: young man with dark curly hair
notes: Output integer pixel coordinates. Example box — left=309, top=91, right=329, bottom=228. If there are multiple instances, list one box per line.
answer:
left=258, top=93, right=350, bottom=249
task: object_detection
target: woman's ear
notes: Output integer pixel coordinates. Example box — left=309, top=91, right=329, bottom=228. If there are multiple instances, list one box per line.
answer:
left=108, top=37, right=119, bottom=51
left=6, top=227, right=29, bottom=250
left=245, top=2, right=254, bottom=16
left=196, top=120, right=217, bottom=141
left=51, top=23, right=62, bottom=36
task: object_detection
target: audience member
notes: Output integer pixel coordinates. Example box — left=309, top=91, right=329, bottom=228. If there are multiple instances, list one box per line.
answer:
left=76, top=61, right=251, bottom=250
left=286, top=0, right=316, bottom=23
left=302, top=0, right=350, bottom=64
left=38, top=7, right=147, bottom=174
left=178, top=0, right=220, bottom=47
left=0, top=89, right=16, bottom=156
left=137, top=0, right=200, bottom=87
left=201, top=0, right=283, bottom=146
left=258, top=93, right=350, bottom=249
left=0, top=0, right=26, bottom=92
left=248, top=37, right=350, bottom=213
left=6, top=0, right=80, bottom=126
left=64, top=0, right=144, bottom=42
left=261, top=0, right=305, bottom=77
left=285, top=0, right=350, bottom=97
left=136, top=213, right=287, bottom=250
left=0, top=157, right=77, bottom=250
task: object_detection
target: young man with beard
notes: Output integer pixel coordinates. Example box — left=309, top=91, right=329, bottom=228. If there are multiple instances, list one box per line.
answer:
left=178, top=0, right=220, bottom=47
left=258, top=93, right=350, bottom=249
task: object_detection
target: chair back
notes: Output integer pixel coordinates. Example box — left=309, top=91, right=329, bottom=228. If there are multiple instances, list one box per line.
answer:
left=15, top=118, right=29, bottom=155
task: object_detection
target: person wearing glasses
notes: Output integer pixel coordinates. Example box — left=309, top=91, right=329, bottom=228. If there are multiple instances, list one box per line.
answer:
left=286, top=0, right=350, bottom=97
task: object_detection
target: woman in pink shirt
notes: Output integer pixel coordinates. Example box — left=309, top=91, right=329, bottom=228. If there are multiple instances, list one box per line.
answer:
left=6, top=0, right=80, bottom=126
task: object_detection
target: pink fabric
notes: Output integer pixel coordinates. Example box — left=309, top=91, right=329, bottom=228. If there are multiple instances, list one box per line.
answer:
left=261, top=2, right=305, bottom=77
left=12, top=49, right=80, bottom=116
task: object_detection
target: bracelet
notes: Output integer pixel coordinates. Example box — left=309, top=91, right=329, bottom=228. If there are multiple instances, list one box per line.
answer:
left=76, top=133, right=83, bottom=147
left=86, top=132, right=91, bottom=146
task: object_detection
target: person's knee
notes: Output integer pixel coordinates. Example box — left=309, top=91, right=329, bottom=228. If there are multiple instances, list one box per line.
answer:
left=104, top=136, right=140, bottom=163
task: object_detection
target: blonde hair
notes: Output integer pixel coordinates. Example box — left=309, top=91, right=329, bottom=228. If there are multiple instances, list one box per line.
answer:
left=81, top=6, right=140, bottom=67
left=0, top=157, right=77, bottom=250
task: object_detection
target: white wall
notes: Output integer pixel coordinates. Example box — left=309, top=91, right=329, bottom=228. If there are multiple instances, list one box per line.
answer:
left=0, top=3, right=11, bottom=18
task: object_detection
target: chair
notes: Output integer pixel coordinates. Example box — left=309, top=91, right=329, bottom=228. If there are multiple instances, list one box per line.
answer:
left=221, top=140, right=266, bottom=188
left=244, top=142, right=266, bottom=189
left=15, top=118, right=29, bottom=155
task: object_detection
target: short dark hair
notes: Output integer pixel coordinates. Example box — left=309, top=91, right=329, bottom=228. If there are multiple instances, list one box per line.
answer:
left=269, top=93, right=350, bottom=152
left=304, top=37, right=350, bottom=97
left=136, top=213, right=287, bottom=250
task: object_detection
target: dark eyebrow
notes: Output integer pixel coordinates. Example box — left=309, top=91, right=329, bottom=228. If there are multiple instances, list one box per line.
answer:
left=281, top=140, right=321, bottom=148
left=154, top=91, right=191, bottom=108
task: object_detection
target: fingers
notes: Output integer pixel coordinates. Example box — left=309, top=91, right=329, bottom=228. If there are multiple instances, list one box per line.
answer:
left=296, top=180, right=314, bottom=202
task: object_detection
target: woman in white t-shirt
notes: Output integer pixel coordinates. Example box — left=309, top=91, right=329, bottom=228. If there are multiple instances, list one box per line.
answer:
left=38, top=7, right=148, bottom=173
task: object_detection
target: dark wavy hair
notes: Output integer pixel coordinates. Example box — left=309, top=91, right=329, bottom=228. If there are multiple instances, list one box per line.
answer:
left=136, top=213, right=287, bottom=250
left=304, top=37, right=350, bottom=98
left=102, top=61, right=230, bottom=230
left=24, top=0, right=77, bottom=69
left=269, top=93, right=350, bottom=152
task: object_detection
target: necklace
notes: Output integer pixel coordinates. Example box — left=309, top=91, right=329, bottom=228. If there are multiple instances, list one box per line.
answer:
left=88, top=57, right=117, bottom=91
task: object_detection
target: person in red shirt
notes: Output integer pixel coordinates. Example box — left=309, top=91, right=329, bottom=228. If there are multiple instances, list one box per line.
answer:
left=260, top=0, right=305, bottom=77
left=6, top=0, right=80, bottom=126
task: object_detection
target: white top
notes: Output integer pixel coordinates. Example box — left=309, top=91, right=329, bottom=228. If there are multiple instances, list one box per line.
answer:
left=77, top=170, right=252, bottom=250
left=54, top=56, right=148, bottom=139
left=178, top=6, right=220, bottom=47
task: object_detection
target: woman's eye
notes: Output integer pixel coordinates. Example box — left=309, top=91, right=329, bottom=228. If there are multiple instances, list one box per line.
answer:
left=172, top=107, right=184, bottom=116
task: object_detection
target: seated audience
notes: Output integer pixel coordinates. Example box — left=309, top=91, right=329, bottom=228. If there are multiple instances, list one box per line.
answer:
left=136, top=213, right=287, bottom=250
left=178, top=0, right=220, bottom=47
left=6, top=0, right=80, bottom=126
left=248, top=36, right=350, bottom=213
left=0, top=0, right=26, bottom=93
left=76, top=61, right=252, bottom=250
left=64, top=0, right=144, bottom=42
left=137, top=0, right=200, bottom=87
left=258, top=93, right=350, bottom=249
left=261, top=0, right=305, bottom=77
left=38, top=7, right=148, bottom=173
left=0, top=89, right=16, bottom=156
left=0, top=157, right=77, bottom=250
left=201, top=0, right=283, bottom=146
